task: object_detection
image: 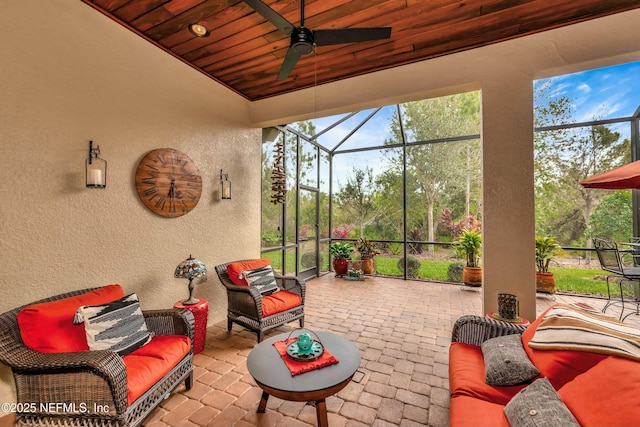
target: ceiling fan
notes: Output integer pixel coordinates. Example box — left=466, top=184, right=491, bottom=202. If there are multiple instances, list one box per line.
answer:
left=243, top=0, right=392, bottom=80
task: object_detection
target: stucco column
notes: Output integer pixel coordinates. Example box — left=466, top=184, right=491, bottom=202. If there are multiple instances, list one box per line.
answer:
left=481, top=72, right=536, bottom=321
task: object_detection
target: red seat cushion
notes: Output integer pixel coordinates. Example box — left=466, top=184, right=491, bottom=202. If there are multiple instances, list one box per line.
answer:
left=227, top=259, right=272, bottom=285
left=450, top=395, right=509, bottom=427
left=521, top=305, right=607, bottom=389
left=559, top=356, right=640, bottom=427
left=262, top=290, right=302, bottom=317
left=17, top=285, right=125, bottom=353
left=449, top=342, right=526, bottom=405
left=123, top=334, right=191, bottom=404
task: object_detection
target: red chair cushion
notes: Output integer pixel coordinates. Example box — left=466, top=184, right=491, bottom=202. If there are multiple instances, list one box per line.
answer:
left=450, top=395, right=509, bottom=427
left=559, top=356, right=640, bottom=427
left=17, top=285, right=124, bottom=353
left=123, top=334, right=191, bottom=404
left=262, top=290, right=302, bottom=317
left=521, top=305, right=607, bottom=389
left=227, top=259, right=271, bottom=285
left=449, top=342, right=526, bottom=405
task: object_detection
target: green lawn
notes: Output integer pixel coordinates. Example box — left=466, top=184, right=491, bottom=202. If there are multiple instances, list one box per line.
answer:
left=262, top=252, right=612, bottom=297
left=550, top=267, right=609, bottom=295
left=374, top=256, right=610, bottom=296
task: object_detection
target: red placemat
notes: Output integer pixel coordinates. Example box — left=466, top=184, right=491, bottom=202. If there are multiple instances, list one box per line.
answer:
left=273, top=338, right=339, bottom=376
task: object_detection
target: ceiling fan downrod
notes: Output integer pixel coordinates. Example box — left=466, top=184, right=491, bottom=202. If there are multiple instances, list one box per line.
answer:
left=291, top=0, right=313, bottom=55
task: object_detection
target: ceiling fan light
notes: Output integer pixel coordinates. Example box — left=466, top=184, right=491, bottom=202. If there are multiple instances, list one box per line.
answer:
left=189, top=23, right=210, bottom=37
left=292, top=42, right=313, bottom=55
left=290, top=26, right=314, bottom=55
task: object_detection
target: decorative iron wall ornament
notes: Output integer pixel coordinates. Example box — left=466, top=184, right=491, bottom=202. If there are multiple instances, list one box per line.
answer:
left=271, top=139, right=286, bottom=204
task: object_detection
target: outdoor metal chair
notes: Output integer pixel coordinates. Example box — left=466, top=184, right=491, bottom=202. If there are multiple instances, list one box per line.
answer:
left=625, top=237, right=640, bottom=266
left=593, top=238, right=640, bottom=321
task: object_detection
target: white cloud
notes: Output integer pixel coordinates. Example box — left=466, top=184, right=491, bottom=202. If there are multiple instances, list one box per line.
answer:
left=577, top=83, right=591, bottom=93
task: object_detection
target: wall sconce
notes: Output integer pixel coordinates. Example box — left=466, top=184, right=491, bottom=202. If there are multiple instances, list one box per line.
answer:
left=220, top=169, right=231, bottom=200
left=86, top=140, right=107, bottom=188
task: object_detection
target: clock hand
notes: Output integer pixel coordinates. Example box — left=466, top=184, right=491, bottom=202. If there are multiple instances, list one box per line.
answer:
left=168, top=179, right=175, bottom=199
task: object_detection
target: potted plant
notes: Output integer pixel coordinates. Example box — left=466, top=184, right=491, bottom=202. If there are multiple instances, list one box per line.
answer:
left=455, top=229, right=482, bottom=287
left=329, top=242, right=354, bottom=276
left=355, top=237, right=379, bottom=274
left=535, top=236, right=560, bottom=294
left=346, top=268, right=364, bottom=281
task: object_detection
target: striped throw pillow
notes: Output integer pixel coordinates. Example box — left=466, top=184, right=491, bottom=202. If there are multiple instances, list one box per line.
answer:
left=73, top=293, right=153, bottom=356
left=240, top=266, right=280, bottom=296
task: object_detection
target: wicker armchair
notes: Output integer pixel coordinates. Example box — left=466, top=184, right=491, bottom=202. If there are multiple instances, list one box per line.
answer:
left=451, top=314, right=527, bottom=345
left=0, top=287, right=194, bottom=427
left=215, top=260, right=305, bottom=342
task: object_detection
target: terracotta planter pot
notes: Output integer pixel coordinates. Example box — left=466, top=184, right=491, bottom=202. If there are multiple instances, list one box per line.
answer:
left=333, top=258, right=350, bottom=276
left=536, top=272, right=556, bottom=294
left=362, top=257, right=375, bottom=274
left=462, top=266, right=482, bottom=287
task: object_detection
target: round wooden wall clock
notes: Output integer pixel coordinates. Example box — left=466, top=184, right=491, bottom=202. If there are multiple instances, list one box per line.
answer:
left=135, top=148, right=202, bottom=218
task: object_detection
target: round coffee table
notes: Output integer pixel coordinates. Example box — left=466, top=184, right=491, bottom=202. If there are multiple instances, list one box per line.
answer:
left=247, top=331, right=360, bottom=427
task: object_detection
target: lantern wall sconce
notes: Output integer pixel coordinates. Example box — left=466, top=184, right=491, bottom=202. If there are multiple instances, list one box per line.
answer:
left=220, top=170, right=231, bottom=200
left=86, top=140, right=107, bottom=188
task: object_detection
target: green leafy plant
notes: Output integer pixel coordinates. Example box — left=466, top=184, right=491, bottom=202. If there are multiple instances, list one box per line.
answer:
left=301, top=252, right=316, bottom=268
left=388, top=243, right=403, bottom=255
left=447, top=262, right=464, bottom=282
left=347, top=268, right=362, bottom=278
left=455, top=229, right=482, bottom=268
left=261, top=231, right=281, bottom=246
left=355, top=238, right=380, bottom=258
left=329, top=242, right=354, bottom=260
left=398, top=256, right=421, bottom=278
left=535, top=236, right=560, bottom=273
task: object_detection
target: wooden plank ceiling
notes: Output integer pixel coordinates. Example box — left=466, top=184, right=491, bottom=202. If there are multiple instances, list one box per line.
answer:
left=81, top=0, right=640, bottom=101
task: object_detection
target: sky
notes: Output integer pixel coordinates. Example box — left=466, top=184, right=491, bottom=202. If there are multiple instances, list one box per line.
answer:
left=293, top=59, right=640, bottom=186
left=535, top=60, right=640, bottom=122
left=306, top=59, right=640, bottom=151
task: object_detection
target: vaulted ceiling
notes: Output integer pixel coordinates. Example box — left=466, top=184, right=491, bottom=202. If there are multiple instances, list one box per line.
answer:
left=82, top=0, right=640, bottom=101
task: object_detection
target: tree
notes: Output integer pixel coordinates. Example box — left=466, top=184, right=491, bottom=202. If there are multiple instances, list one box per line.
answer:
left=334, top=166, right=377, bottom=238
left=386, top=92, right=481, bottom=255
left=534, top=81, right=627, bottom=262
left=588, top=190, right=633, bottom=243
left=369, top=166, right=404, bottom=241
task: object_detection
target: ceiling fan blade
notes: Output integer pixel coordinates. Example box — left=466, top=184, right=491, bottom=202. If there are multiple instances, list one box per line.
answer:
left=314, top=27, right=392, bottom=46
left=277, top=47, right=303, bottom=80
left=243, top=0, right=294, bottom=35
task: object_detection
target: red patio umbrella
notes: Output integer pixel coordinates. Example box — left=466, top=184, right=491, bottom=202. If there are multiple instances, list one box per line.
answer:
left=580, top=160, right=640, bottom=189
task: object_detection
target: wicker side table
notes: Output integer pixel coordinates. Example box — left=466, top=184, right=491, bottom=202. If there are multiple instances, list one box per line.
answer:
left=174, top=298, right=208, bottom=354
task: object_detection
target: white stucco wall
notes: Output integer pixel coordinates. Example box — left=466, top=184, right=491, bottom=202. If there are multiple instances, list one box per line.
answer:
left=0, top=0, right=259, bottom=406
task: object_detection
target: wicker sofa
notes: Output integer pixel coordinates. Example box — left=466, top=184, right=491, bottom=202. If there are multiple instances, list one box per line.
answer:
left=449, top=305, right=640, bottom=426
left=0, top=285, right=194, bottom=427
left=215, top=259, right=305, bottom=342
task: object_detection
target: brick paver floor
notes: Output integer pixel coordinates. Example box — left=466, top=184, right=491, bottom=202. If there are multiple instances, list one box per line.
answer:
left=144, top=275, right=640, bottom=427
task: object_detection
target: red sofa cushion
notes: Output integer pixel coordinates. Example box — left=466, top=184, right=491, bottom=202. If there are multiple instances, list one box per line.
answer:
left=123, top=334, right=191, bottom=404
left=521, top=305, right=607, bottom=389
left=227, top=259, right=271, bottom=285
left=17, top=285, right=124, bottom=353
left=450, top=395, right=509, bottom=427
left=449, top=342, right=526, bottom=405
left=262, top=290, right=302, bottom=317
left=559, top=355, right=640, bottom=427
